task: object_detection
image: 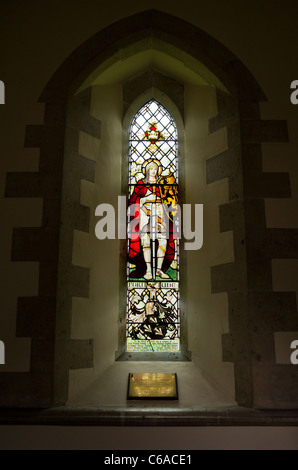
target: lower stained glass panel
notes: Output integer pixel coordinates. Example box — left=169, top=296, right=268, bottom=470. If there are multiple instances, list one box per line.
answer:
left=126, top=100, right=180, bottom=353
left=127, top=339, right=180, bottom=352
left=126, top=281, right=180, bottom=352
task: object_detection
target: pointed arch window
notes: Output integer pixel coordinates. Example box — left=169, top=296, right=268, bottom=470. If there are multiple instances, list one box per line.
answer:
left=126, top=100, right=180, bottom=352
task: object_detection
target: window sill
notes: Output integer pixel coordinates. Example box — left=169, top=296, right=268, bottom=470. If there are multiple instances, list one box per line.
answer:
left=115, top=350, right=191, bottom=361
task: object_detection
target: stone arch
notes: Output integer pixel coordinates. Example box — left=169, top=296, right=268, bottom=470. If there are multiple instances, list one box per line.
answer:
left=4, top=9, right=292, bottom=409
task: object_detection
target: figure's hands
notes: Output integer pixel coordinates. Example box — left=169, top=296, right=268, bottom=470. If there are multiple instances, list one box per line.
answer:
left=145, top=192, right=157, bottom=202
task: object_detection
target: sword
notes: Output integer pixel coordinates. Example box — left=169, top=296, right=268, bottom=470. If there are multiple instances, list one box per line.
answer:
left=151, top=187, right=156, bottom=280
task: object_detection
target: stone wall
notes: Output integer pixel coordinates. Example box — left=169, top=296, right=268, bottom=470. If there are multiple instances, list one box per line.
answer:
left=0, top=9, right=297, bottom=410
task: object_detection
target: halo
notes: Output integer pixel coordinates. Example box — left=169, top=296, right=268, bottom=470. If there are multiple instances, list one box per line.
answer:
left=142, top=159, right=162, bottom=176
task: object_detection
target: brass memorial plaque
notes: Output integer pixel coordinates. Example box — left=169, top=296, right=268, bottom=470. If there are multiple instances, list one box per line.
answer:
left=127, top=373, right=178, bottom=399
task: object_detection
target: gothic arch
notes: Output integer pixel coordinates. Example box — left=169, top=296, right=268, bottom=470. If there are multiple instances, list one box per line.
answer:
left=118, top=86, right=189, bottom=360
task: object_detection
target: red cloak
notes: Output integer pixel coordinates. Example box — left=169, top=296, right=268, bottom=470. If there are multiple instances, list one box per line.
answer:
left=128, top=179, right=176, bottom=279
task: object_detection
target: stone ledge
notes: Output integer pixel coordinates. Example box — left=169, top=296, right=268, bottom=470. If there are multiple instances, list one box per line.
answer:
left=1, top=406, right=298, bottom=426
left=11, top=227, right=59, bottom=262
left=115, top=351, right=191, bottom=362
left=16, top=296, right=56, bottom=338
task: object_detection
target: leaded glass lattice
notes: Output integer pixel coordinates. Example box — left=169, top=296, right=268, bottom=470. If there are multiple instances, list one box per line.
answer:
left=126, top=100, right=180, bottom=352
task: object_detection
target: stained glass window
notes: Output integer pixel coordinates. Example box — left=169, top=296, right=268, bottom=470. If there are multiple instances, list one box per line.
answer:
left=126, top=100, right=180, bottom=352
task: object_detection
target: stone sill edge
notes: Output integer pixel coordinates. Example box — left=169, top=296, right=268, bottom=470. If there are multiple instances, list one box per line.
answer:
left=1, top=406, right=298, bottom=426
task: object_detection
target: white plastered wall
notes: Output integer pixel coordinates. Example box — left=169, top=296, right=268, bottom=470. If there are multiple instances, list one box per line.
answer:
left=67, top=78, right=236, bottom=406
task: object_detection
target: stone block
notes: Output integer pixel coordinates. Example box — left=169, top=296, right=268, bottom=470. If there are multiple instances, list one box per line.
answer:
left=5, top=172, right=62, bottom=199
left=206, top=145, right=241, bottom=184
left=238, top=101, right=261, bottom=119
left=252, top=363, right=298, bottom=408
left=246, top=228, right=298, bottom=259
left=16, top=296, right=56, bottom=338
left=251, top=333, right=276, bottom=363
left=243, top=199, right=266, bottom=227
left=24, top=125, right=44, bottom=147
left=274, top=331, right=298, bottom=364
left=222, top=333, right=251, bottom=363
left=241, top=143, right=263, bottom=171
left=219, top=200, right=244, bottom=232
left=69, top=266, right=90, bottom=298
left=68, top=339, right=93, bottom=369
left=30, top=338, right=55, bottom=373
left=228, top=173, right=244, bottom=202
left=123, top=69, right=184, bottom=119
left=67, top=88, right=101, bottom=139
left=211, top=262, right=246, bottom=294
left=38, top=262, right=58, bottom=296
left=42, top=199, right=61, bottom=227
left=227, top=121, right=241, bottom=147
left=209, top=90, right=238, bottom=133
left=11, top=227, right=59, bottom=263
left=248, top=292, right=298, bottom=332
left=44, top=101, right=67, bottom=126
left=234, top=362, right=253, bottom=407
left=243, top=171, right=291, bottom=198
left=223, top=58, right=266, bottom=102
left=247, top=258, right=273, bottom=291
left=0, top=372, right=53, bottom=407
left=227, top=292, right=250, bottom=335
left=38, top=131, right=66, bottom=173
left=60, top=201, right=90, bottom=233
